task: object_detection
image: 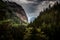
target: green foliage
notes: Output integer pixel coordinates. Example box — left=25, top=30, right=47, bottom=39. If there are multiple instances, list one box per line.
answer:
left=26, top=2, right=60, bottom=40
left=24, top=27, right=33, bottom=40
left=0, top=1, right=25, bottom=40
left=0, top=19, right=25, bottom=40
left=0, top=0, right=6, bottom=9
left=0, top=1, right=60, bottom=40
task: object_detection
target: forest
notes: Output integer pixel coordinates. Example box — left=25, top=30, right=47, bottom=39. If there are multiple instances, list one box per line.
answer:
left=0, top=0, right=60, bottom=40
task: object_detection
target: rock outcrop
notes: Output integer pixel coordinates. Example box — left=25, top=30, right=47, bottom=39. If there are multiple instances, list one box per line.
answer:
left=5, top=2, right=28, bottom=23
left=0, top=0, right=28, bottom=24
left=6, top=2, right=28, bottom=22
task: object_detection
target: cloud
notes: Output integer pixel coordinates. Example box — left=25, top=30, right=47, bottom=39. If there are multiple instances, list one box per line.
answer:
left=23, top=1, right=56, bottom=17
left=35, top=1, right=56, bottom=15
left=19, top=0, right=35, bottom=4
left=3, top=0, right=59, bottom=22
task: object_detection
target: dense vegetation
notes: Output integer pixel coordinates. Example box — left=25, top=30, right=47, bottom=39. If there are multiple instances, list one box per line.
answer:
left=27, top=2, right=60, bottom=40
left=0, top=0, right=60, bottom=40
left=0, top=0, right=25, bottom=40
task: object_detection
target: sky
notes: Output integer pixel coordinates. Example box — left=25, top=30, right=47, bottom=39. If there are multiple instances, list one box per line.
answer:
left=4, top=0, right=59, bottom=22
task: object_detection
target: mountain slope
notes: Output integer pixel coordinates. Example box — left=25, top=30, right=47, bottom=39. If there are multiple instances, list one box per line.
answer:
left=0, top=1, right=28, bottom=25
left=5, top=1, right=28, bottom=23
left=0, top=0, right=26, bottom=40
left=27, top=2, right=60, bottom=40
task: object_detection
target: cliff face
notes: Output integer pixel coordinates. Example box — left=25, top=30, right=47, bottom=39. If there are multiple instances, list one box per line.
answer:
left=6, top=2, right=28, bottom=23
left=0, top=1, right=28, bottom=24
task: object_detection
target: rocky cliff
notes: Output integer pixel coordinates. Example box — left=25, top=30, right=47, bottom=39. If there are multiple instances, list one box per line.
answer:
left=6, top=2, right=28, bottom=23
left=0, top=0, right=28, bottom=24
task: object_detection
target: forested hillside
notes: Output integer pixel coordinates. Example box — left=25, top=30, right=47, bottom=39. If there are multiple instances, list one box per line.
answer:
left=0, top=0, right=26, bottom=40
left=26, top=2, right=60, bottom=40
left=0, top=0, right=60, bottom=40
